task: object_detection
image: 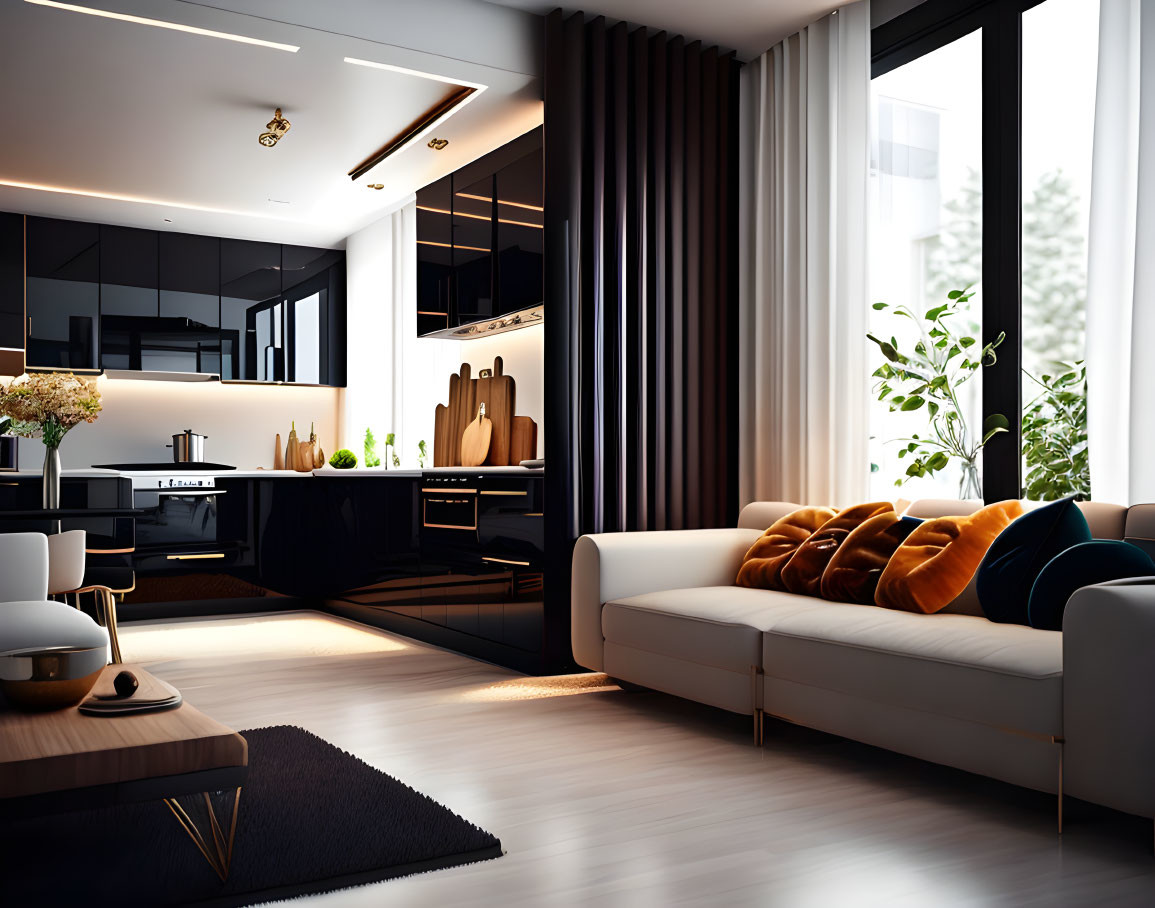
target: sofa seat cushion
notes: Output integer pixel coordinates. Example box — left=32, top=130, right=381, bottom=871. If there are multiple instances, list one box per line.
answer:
left=604, top=586, right=828, bottom=675
left=762, top=603, right=1063, bottom=738
left=0, top=600, right=109, bottom=653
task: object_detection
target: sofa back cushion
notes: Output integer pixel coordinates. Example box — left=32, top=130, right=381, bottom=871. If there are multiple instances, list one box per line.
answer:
left=737, top=501, right=804, bottom=531
left=875, top=500, right=1024, bottom=614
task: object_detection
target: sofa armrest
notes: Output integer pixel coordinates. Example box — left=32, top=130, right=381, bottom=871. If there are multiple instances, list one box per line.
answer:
left=571, top=528, right=762, bottom=671
left=1063, top=577, right=1155, bottom=818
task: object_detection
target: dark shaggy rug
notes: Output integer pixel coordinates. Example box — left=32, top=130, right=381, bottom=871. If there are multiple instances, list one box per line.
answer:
left=0, top=725, right=502, bottom=907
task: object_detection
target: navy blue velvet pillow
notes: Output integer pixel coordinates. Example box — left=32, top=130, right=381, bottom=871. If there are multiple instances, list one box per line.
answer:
left=1028, top=540, right=1155, bottom=631
left=976, top=497, right=1091, bottom=624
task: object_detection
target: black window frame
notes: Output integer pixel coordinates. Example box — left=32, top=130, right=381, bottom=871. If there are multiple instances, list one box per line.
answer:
left=873, top=0, right=1049, bottom=502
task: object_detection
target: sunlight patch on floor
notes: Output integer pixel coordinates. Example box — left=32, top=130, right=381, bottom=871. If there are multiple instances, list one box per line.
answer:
left=455, top=673, right=620, bottom=702
left=120, top=612, right=409, bottom=664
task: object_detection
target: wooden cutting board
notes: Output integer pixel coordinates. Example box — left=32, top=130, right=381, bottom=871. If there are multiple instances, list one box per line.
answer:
left=434, top=404, right=450, bottom=467
left=510, top=416, right=537, bottom=463
left=483, top=357, right=516, bottom=466
left=460, top=404, right=493, bottom=467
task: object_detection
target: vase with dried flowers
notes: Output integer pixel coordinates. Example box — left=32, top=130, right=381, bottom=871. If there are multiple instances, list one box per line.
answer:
left=0, top=372, right=103, bottom=508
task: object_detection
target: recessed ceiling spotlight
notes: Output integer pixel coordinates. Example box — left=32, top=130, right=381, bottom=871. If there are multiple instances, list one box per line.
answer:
left=427, top=138, right=449, bottom=150
left=23, top=1, right=299, bottom=52
left=162, top=217, right=173, bottom=223
left=259, top=108, right=291, bottom=147
left=366, top=183, right=384, bottom=190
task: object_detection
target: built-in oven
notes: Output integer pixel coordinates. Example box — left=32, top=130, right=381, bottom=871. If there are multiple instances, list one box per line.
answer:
left=93, top=464, right=239, bottom=574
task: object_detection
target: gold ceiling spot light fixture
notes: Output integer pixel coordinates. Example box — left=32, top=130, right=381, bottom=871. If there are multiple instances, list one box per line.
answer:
left=428, top=138, right=449, bottom=150
left=259, top=108, right=291, bottom=147
left=366, top=183, right=384, bottom=190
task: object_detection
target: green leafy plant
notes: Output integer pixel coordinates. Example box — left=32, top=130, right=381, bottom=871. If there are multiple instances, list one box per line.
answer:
left=1022, top=361, right=1089, bottom=500
left=329, top=449, right=358, bottom=470
left=384, top=432, right=396, bottom=469
left=417, top=439, right=427, bottom=469
left=363, top=429, right=381, bottom=468
left=869, top=286, right=1007, bottom=499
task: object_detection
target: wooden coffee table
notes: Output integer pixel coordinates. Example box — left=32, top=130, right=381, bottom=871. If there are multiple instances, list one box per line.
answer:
left=0, top=664, right=248, bottom=881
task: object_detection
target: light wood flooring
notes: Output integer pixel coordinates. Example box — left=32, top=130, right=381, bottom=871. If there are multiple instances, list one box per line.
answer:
left=119, top=611, right=1155, bottom=907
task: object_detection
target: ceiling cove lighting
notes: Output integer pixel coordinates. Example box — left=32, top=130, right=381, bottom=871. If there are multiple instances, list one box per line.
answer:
left=342, top=56, right=487, bottom=181
left=0, top=178, right=274, bottom=218
left=23, top=1, right=300, bottom=52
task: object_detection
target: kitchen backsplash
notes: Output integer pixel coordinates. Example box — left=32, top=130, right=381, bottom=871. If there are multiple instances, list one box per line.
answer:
left=8, top=378, right=340, bottom=471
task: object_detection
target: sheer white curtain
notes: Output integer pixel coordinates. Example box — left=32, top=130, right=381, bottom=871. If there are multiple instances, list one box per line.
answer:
left=738, top=1, right=871, bottom=508
left=1086, top=0, right=1155, bottom=505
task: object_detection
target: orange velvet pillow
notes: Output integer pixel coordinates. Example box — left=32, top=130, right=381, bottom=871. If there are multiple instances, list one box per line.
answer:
left=875, top=499, right=1024, bottom=614
left=736, top=506, right=837, bottom=590
left=780, top=502, right=894, bottom=597
left=820, top=509, right=922, bottom=604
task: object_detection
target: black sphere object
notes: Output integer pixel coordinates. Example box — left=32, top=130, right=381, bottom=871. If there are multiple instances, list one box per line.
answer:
left=113, top=671, right=139, bottom=699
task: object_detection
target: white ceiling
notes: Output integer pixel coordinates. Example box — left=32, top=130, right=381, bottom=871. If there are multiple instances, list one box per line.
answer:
left=0, top=0, right=544, bottom=247
left=486, top=0, right=846, bottom=61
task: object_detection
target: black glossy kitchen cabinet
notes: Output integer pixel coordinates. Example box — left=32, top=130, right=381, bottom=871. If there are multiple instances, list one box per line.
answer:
left=416, top=175, right=453, bottom=337
left=0, top=212, right=23, bottom=375
left=220, top=239, right=281, bottom=382
left=281, top=245, right=345, bottom=386
left=25, top=217, right=100, bottom=370
left=415, top=126, right=542, bottom=338
left=157, top=232, right=221, bottom=374
left=18, top=214, right=345, bottom=384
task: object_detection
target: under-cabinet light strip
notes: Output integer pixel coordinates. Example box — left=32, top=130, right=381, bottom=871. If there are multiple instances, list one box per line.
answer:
left=417, top=204, right=542, bottom=230
left=456, top=192, right=544, bottom=213
left=24, top=0, right=300, bottom=52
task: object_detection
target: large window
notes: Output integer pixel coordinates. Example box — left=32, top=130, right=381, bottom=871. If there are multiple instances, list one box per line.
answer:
left=870, top=0, right=1100, bottom=502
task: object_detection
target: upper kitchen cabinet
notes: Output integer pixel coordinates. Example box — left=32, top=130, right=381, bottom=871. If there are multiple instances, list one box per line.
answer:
left=157, top=232, right=221, bottom=374
left=281, top=245, right=345, bottom=386
left=220, top=239, right=282, bottom=382
left=495, top=148, right=544, bottom=317
left=416, top=126, right=542, bottom=339
left=25, top=217, right=100, bottom=370
left=99, top=225, right=157, bottom=371
left=416, top=176, right=452, bottom=337
left=453, top=173, right=495, bottom=325
left=0, top=213, right=24, bottom=376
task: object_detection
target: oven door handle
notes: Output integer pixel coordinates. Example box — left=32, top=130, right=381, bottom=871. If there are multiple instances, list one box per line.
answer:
left=152, top=489, right=226, bottom=497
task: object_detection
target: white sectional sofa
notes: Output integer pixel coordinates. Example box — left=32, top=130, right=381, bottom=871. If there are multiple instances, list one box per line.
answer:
left=572, top=499, right=1155, bottom=826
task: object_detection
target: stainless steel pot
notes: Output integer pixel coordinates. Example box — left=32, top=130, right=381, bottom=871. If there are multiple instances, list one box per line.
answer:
left=167, top=430, right=207, bottom=463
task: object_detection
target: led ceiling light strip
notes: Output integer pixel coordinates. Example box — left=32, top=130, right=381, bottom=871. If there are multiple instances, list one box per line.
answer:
left=343, top=57, right=486, bottom=91
left=0, top=178, right=279, bottom=218
left=24, top=0, right=300, bottom=52
left=343, top=56, right=487, bottom=181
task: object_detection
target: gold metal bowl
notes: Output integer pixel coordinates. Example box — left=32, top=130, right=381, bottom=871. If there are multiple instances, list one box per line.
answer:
left=0, top=645, right=106, bottom=711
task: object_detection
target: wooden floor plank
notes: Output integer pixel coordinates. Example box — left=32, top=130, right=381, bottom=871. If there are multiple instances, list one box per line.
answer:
left=113, top=611, right=1155, bottom=907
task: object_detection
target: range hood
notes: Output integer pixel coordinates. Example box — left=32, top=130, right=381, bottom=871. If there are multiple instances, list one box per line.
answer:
left=102, top=370, right=220, bottom=383
left=421, top=304, right=543, bottom=341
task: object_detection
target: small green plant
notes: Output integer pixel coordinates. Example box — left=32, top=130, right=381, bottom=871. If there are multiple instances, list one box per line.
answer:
left=384, top=432, right=396, bottom=469
left=1022, top=361, right=1090, bottom=500
left=869, top=286, right=1007, bottom=499
left=329, top=449, right=358, bottom=469
left=417, top=439, right=428, bottom=469
left=364, top=429, right=381, bottom=468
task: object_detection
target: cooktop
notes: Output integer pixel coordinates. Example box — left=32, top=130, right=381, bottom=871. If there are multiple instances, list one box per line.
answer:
left=92, top=463, right=237, bottom=471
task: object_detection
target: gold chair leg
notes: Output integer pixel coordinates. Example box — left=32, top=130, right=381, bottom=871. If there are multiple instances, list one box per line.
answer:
left=103, top=588, right=123, bottom=665
left=164, top=787, right=242, bottom=881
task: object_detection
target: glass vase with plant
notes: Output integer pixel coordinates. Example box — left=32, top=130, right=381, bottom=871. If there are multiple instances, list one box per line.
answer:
left=869, top=287, right=1007, bottom=499
left=1022, top=361, right=1090, bottom=500
left=0, top=372, right=102, bottom=507
left=364, top=428, right=381, bottom=468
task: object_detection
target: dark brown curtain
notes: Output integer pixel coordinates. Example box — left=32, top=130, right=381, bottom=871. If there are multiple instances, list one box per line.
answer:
left=543, top=9, right=740, bottom=620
